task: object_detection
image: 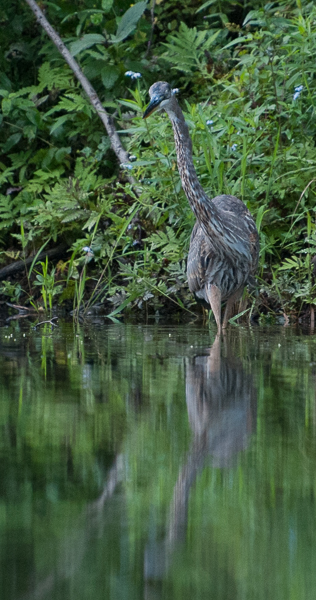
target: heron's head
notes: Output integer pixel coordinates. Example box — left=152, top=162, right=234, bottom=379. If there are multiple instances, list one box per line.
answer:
left=143, top=82, right=176, bottom=119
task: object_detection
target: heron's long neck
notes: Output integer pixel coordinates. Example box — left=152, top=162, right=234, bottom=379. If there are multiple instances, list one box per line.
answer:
left=165, top=101, right=251, bottom=262
left=166, top=102, right=213, bottom=219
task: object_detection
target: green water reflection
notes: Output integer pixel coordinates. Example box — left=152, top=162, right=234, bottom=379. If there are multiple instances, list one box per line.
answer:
left=0, top=321, right=316, bottom=600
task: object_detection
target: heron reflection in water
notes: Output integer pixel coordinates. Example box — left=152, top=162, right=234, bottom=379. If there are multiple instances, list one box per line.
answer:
left=144, top=333, right=257, bottom=583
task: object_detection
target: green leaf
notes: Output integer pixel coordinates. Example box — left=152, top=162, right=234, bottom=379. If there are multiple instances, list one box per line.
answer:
left=90, top=13, right=103, bottom=26
left=83, top=59, right=104, bottom=80
left=62, top=210, right=85, bottom=223
left=102, top=0, right=113, bottom=12
left=55, top=147, right=71, bottom=163
left=107, top=293, right=138, bottom=317
left=112, top=1, right=147, bottom=44
left=229, top=308, right=250, bottom=324
left=83, top=212, right=101, bottom=231
left=162, top=23, right=220, bottom=73
left=0, top=73, right=12, bottom=92
left=255, top=205, right=269, bottom=234
left=37, top=62, right=71, bottom=91
left=101, top=65, right=119, bottom=89
left=29, top=239, right=51, bottom=278
left=2, top=133, right=22, bottom=153
left=70, top=34, right=106, bottom=57
left=243, top=9, right=265, bottom=26
left=50, top=114, right=70, bottom=135
left=223, top=35, right=253, bottom=50
left=196, top=0, right=218, bottom=13
left=279, top=257, right=302, bottom=270
left=1, top=97, right=12, bottom=116
left=23, top=125, right=36, bottom=142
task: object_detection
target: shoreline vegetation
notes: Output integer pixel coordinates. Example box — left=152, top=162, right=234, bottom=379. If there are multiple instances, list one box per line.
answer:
left=1, top=0, right=316, bottom=325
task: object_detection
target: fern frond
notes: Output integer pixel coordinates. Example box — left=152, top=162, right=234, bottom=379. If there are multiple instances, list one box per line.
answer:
left=162, top=23, right=220, bottom=73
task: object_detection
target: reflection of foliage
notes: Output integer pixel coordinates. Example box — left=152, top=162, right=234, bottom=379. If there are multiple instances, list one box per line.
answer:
left=0, top=323, right=316, bottom=597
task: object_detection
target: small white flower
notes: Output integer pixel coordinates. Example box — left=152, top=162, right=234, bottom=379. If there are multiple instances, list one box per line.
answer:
left=129, top=155, right=137, bottom=161
left=125, top=71, right=142, bottom=79
left=172, top=88, right=179, bottom=95
left=206, top=119, right=213, bottom=125
left=83, top=246, right=93, bottom=253
left=293, top=85, right=303, bottom=100
left=120, top=163, right=133, bottom=170
left=230, top=143, right=238, bottom=151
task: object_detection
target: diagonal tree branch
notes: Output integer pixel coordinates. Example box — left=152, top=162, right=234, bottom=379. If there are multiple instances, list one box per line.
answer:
left=24, top=0, right=133, bottom=180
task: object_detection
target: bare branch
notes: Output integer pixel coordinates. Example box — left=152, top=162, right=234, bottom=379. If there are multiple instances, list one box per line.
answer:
left=24, top=0, right=133, bottom=180
left=33, top=317, right=58, bottom=328
left=0, top=242, right=68, bottom=281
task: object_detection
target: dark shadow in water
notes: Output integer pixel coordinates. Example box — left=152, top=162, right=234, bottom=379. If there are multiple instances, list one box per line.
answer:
left=17, top=454, right=124, bottom=600
left=144, top=334, right=257, bottom=596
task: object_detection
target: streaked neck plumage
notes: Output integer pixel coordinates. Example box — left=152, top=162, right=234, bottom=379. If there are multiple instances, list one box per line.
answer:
left=164, top=100, right=211, bottom=215
left=164, top=99, right=250, bottom=261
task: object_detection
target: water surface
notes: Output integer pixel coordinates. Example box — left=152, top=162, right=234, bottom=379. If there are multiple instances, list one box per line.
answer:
left=1, top=321, right=316, bottom=600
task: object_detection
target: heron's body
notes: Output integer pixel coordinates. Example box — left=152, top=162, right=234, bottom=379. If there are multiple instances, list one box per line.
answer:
left=188, top=194, right=258, bottom=306
left=143, top=82, right=259, bottom=332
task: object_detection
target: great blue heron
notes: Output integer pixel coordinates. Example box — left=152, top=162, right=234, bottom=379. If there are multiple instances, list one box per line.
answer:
left=143, top=82, right=259, bottom=332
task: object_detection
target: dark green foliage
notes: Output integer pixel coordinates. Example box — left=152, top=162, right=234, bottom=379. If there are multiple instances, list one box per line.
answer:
left=0, top=0, right=316, bottom=318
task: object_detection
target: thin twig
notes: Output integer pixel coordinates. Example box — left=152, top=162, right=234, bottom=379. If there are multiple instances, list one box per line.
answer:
left=6, top=313, right=37, bottom=323
left=3, top=120, right=54, bottom=147
left=6, top=303, right=37, bottom=313
left=310, top=305, right=315, bottom=329
left=290, top=179, right=316, bottom=227
left=145, top=0, right=156, bottom=57
left=33, top=317, right=58, bottom=328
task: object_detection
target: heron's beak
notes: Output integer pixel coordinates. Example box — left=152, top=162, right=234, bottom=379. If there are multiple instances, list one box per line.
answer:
left=142, top=95, right=162, bottom=119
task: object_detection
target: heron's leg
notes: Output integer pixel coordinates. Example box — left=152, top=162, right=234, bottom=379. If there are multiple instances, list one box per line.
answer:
left=223, top=287, right=243, bottom=329
left=208, top=333, right=221, bottom=374
left=206, top=284, right=222, bottom=333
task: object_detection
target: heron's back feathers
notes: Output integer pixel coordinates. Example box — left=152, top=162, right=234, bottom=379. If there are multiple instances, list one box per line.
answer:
left=187, top=195, right=259, bottom=306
